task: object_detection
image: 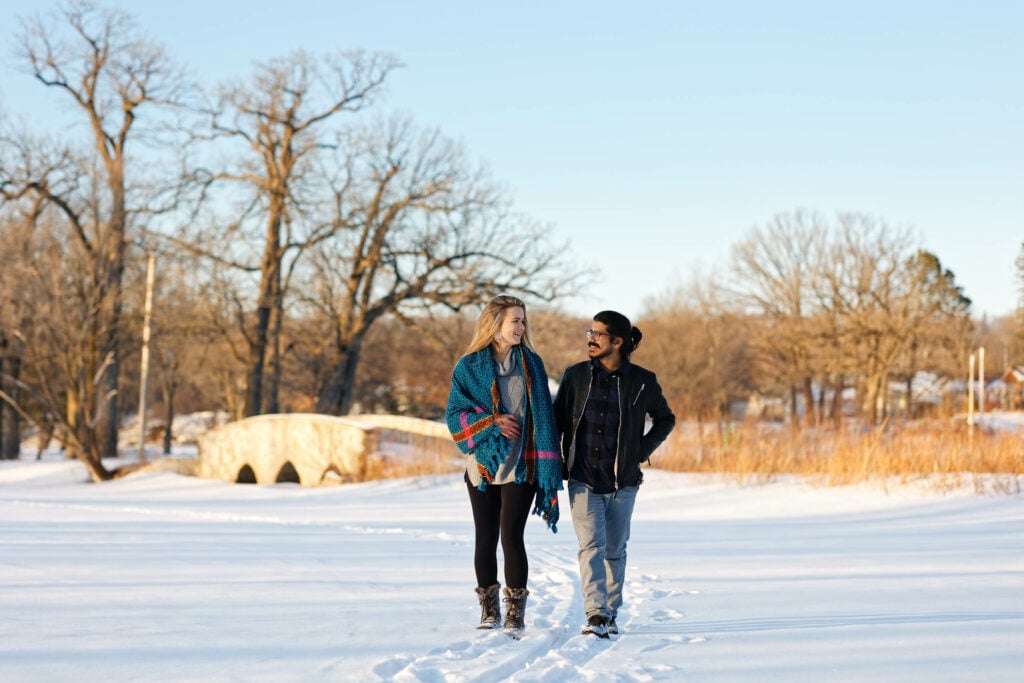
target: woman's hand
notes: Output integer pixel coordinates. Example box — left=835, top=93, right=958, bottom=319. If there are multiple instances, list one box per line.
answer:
left=496, top=414, right=521, bottom=439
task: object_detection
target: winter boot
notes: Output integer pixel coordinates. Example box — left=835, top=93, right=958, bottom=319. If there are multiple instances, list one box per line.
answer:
left=502, top=586, right=530, bottom=640
left=474, top=583, right=502, bottom=629
left=581, top=613, right=610, bottom=639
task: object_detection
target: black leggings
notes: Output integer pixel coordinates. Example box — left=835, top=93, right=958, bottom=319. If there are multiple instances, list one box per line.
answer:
left=465, top=476, right=535, bottom=589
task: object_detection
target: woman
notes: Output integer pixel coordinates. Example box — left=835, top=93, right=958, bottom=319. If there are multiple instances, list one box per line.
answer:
left=446, top=295, right=562, bottom=640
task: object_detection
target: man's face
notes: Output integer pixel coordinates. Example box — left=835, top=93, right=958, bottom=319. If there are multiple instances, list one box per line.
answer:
left=586, top=321, right=618, bottom=361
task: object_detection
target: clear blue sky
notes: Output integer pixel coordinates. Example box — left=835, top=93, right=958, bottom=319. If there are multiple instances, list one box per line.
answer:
left=2, top=1, right=1021, bottom=320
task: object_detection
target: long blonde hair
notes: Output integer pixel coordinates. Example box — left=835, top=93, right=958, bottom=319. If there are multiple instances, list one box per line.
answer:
left=463, top=295, right=536, bottom=356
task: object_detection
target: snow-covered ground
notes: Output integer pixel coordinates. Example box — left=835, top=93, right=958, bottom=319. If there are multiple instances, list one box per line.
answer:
left=975, top=410, right=1024, bottom=433
left=1, top=447, right=1022, bottom=682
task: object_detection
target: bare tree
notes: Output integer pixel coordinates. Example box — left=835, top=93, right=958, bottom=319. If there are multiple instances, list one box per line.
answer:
left=801, top=214, right=972, bottom=424
left=304, top=116, right=580, bottom=415
left=0, top=204, right=118, bottom=480
left=185, top=49, right=399, bottom=417
left=822, top=216, right=938, bottom=423
left=141, top=253, right=230, bottom=451
left=730, top=211, right=826, bottom=427
left=890, top=250, right=972, bottom=416
left=0, top=331, right=21, bottom=459
left=0, top=215, right=33, bottom=459
left=729, top=211, right=976, bottom=426
left=644, top=269, right=753, bottom=427
left=6, top=0, right=184, bottom=464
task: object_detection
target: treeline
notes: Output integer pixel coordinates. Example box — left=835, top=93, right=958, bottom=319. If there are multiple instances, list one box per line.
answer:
left=1, top=3, right=1022, bottom=481
left=0, top=2, right=582, bottom=479
left=644, top=214, right=1023, bottom=427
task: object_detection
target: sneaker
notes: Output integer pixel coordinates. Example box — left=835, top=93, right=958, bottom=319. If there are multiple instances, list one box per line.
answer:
left=608, top=617, right=619, bottom=635
left=581, top=614, right=610, bottom=639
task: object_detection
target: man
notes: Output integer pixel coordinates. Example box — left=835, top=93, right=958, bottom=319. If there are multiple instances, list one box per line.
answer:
left=553, top=310, right=676, bottom=638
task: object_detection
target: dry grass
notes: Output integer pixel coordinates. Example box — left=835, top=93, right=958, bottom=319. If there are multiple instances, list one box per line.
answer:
left=367, top=445, right=464, bottom=481
left=654, top=420, right=1024, bottom=493
left=359, top=419, right=1023, bottom=494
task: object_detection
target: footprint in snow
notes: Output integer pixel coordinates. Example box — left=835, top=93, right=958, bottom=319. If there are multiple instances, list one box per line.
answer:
left=651, top=608, right=685, bottom=622
left=371, top=654, right=412, bottom=679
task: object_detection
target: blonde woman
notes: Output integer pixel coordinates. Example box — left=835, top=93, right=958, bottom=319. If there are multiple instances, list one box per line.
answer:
left=446, top=295, right=562, bottom=640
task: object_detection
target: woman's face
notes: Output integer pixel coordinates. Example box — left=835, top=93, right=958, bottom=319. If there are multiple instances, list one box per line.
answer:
left=495, top=306, right=526, bottom=348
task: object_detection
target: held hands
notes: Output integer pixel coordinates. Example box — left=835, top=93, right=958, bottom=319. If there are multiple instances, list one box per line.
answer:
left=496, top=414, right=521, bottom=440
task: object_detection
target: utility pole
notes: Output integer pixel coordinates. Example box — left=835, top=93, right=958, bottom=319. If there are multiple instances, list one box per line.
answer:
left=978, top=346, right=985, bottom=420
left=967, top=352, right=975, bottom=435
left=137, top=253, right=156, bottom=462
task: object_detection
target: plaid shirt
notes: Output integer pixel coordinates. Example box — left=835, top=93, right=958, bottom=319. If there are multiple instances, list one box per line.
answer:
left=569, top=359, right=622, bottom=493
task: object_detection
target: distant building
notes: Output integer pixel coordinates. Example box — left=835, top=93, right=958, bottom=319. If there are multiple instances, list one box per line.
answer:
left=989, top=366, right=1024, bottom=410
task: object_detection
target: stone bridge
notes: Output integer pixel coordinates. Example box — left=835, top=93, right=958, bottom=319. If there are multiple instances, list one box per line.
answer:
left=196, top=413, right=461, bottom=486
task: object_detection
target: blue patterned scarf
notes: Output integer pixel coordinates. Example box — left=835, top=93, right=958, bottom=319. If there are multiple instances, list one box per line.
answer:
left=446, top=345, right=563, bottom=532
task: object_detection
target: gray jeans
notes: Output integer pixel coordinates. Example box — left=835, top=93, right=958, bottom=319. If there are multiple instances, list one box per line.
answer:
left=567, top=479, right=638, bottom=620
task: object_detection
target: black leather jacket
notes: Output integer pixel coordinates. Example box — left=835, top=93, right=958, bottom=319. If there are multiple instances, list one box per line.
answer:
left=553, top=359, right=676, bottom=489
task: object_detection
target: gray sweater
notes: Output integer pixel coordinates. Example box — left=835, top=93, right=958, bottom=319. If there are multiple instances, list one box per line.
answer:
left=465, top=349, right=525, bottom=486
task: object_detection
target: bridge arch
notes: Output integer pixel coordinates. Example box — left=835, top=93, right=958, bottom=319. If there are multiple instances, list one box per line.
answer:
left=275, top=461, right=301, bottom=484
left=236, top=464, right=257, bottom=484
left=197, top=413, right=460, bottom=486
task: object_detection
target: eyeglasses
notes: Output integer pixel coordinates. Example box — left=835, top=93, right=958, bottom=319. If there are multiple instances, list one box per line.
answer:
left=585, top=329, right=611, bottom=339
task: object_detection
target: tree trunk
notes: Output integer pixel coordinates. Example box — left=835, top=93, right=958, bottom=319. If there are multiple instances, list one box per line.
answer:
left=36, top=418, right=55, bottom=460
left=864, top=375, right=884, bottom=426
left=789, top=384, right=800, bottom=430
left=905, top=375, right=913, bottom=419
left=263, top=297, right=283, bottom=414
left=95, top=160, right=127, bottom=459
left=65, top=390, right=78, bottom=460
left=96, top=357, right=120, bottom=458
left=244, top=207, right=283, bottom=417
left=0, top=334, right=6, bottom=459
left=161, top=381, right=176, bottom=455
left=316, top=339, right=365, bottom=416
left=71, top=420, right=114, bottom=482
left=243, top=305, right=271, bottom=417
left=80, top=446, right=114, bottom=482
left=831, top=376, right=844, bottom=428
left=1, top=354, right=21, bottom=460
left=801, top=376, right=815, bottom=428
left=904, top=343, right=917, bottom=421
left=817, top=378, right=827, bottom=425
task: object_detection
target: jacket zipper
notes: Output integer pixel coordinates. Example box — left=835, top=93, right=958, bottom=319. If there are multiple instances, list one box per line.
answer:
left=613, top=375, right=622, bottom=492
left=570, top=379, right=593, bottom=477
